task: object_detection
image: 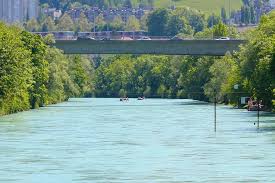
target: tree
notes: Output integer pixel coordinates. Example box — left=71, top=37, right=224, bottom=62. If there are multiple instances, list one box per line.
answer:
left=204, top=54, right=237, bottom=102
left=228, top=11, right=275, bottom=109
left=221, top=7, right=227, bottom=23
left=21, top=31, right=49, bottom=109
left=68, top=55, right=94, bottom=97
left=42, top=16, right=56, bottom=31
left=212, top=21, right=228, bottom=38
left=173, top=7, right=205, bottom=33
left=45, top=47, right=80, bottom=103
left=57, top=13, right=74, bottom=31
left=110, top=16, right=124, bottom=31
left=140, top=14, right=148, bottom=31
left=94, top=13, right=106, bottom=31
left=147, top=9, right=169, bottom=36
left=166, top=14, right=192, bottom=36
left=77, top=12, right=91, bottom=32
left=26, top=18, right=40, bottom=32
left=0, top=23, right=33, bottom=115
left=250, top=5, right=256, bottom=24
left=207, top=14, right=221, bottom=28
left=244, top=5, right=251, bottom=25
left=125, top=15, right=141, bottom=31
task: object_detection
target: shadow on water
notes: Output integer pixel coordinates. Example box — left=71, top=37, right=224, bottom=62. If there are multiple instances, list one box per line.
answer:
left=176, top=101, right=210, bottom=106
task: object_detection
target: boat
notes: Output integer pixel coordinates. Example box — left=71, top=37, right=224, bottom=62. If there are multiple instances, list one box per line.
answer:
left=137, top=97, right=145, bottom=100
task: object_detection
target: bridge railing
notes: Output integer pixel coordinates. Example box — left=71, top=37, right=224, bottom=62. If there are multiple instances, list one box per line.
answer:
left=32, top=32, right=243, bottom=41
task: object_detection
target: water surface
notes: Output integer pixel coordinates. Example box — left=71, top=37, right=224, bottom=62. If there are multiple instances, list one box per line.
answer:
left=0, top=98, right=275, bottom=182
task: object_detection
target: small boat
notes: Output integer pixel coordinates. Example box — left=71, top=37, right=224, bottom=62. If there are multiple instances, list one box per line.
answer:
left=120, top=97, right=129, bottom=101
left=137, top=97, right=145, bottom=100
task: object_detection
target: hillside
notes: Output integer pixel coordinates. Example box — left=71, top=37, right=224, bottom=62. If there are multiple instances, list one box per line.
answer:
left=40, top=0, right=243, bottom=14
left=154, top=0, right=243, bottom=14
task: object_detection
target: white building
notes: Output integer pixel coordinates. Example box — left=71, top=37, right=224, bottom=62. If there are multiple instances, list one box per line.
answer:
left=0, top=0, right=39, bottom=23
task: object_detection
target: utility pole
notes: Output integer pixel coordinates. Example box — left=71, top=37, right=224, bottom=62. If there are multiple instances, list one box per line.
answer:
left=257, top=99, right=260, bottom=129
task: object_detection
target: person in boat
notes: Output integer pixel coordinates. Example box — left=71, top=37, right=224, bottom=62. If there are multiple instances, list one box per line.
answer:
left=138, top=96, right=145, bottom=100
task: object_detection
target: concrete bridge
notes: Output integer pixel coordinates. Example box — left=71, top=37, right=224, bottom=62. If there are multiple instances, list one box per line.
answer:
left=53, top=39, right=246, bottom=56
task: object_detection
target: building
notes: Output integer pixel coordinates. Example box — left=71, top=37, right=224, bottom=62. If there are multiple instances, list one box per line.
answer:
left=0, top=0, right=38, bottom=23
left=26, top=0, right=39, bottom=20
left=43, top=8, right=62, bottom=20
left=270, top=0, right=275, bottom=7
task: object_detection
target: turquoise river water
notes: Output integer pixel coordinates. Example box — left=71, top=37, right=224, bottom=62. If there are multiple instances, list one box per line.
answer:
left=1, top=98, right=275, bottom=182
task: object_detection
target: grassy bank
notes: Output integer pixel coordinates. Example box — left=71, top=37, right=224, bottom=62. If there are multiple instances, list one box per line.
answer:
left=154, top=0, right=242, bottom=14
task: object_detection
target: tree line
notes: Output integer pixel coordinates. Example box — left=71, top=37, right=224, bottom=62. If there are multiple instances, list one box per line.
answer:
left=0, top=22, right=94, bottom=116
left=1, top=10, right=274, bottom=116
left=94, top=11, right=275, bottom=111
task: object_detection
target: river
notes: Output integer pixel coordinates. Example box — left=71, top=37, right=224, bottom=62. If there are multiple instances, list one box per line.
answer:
left=0, top=98, right=275, bottom=182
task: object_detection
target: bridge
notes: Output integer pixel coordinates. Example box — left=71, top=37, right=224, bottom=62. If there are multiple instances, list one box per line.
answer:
left=53, top=39, right=246, bottom=56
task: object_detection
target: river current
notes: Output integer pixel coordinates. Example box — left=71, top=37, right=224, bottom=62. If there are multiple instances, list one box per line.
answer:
left=0, top=98, right=275, bottom=182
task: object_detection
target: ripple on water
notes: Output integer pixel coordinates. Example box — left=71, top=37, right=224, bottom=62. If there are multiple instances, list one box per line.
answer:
left=0, top=98, right=275, bottom=182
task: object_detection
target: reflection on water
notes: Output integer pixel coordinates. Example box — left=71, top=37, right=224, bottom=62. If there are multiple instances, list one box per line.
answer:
left=0, top=98, right=275, bottom=182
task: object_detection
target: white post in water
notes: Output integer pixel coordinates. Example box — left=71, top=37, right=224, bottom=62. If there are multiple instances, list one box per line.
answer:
left=257, top=99, right=260, bottom=129
left=214, top=94, right=217, bottom=132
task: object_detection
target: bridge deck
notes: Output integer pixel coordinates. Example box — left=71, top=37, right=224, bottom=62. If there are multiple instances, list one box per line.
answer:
left=53, top=40, right=246, bottom=56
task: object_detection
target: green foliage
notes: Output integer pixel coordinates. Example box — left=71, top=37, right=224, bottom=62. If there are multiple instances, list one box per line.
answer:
left=238, top=11, right=275, bottom=108
left=195, top=11, right=275, bottom=110
left=94, top=55, right=212, bottom=100
left=0, top=23, right=32, bottom=115
left=166, top=14, right=192, bottom=36
left=213, top=21, right=228, bottom=37
left=21, top=31, right=49, bottom=108
left=57, top=13, right=75, bottom=31
left=26, top=18, right=40, bottom=32
left=147, top=9, right=169, bottom=36
left=207, top=14, right=221, bottom=28
left=76, top=12, right=91, bottom=32
left=195, top=21, right=238, bottom=39
left=110, top=16, right=125, bottom=31
left=94, top=14, right=106, bottom=31
left=125, top=15, right=141, bottom=31
left=42, top=16, right=56, bottom=31
left=0, top=22, right=94, bottom=116
left=147, top=7, right=205, bottom=36
left=68, top=55, right=94, bottom=97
